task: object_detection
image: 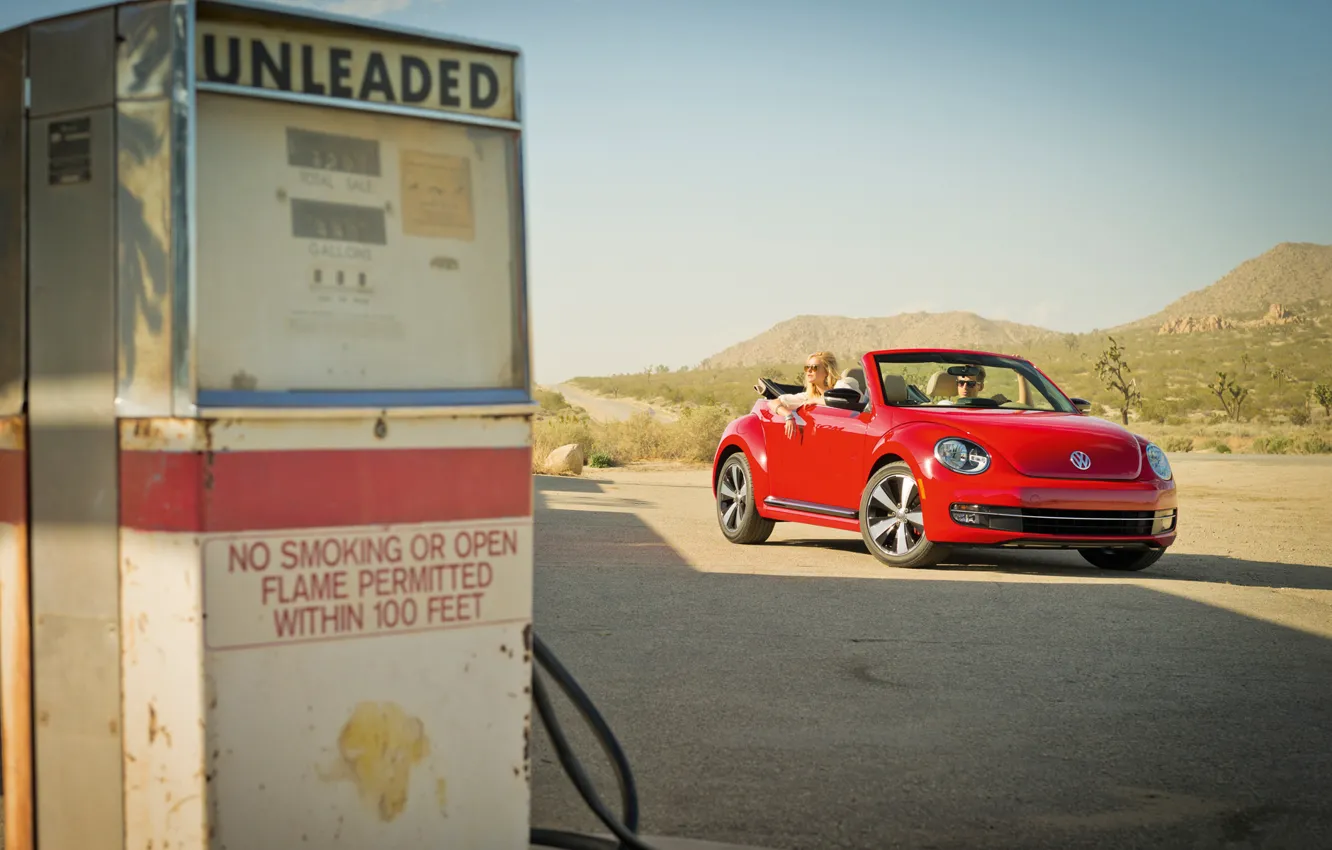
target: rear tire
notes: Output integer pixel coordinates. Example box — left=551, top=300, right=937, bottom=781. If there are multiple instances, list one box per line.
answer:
left=859, top=462, right=950, bottom=568
left=716, top=452, right=774, bottom=544
left=1078, top=547, right=1165, bottom=572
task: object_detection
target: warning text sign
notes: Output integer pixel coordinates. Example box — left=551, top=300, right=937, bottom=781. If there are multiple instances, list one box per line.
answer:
left=202, top=519, right=532, bottom=650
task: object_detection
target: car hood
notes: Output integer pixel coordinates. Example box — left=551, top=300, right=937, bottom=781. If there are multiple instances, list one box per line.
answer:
left=914, top=410, right=1145, bottom=480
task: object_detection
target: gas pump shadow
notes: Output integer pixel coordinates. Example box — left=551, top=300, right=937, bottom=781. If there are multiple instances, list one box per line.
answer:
left=534, top=473, right=653, bottom=513
left=533, top=475, right=692, bottom=573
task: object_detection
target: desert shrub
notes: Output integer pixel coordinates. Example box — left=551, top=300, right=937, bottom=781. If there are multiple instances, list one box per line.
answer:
left=535, top=387, right=572, bottom=415
left=1165, top=415, right=1188, bottom=427
left=1299, top=436, right=1332, bottom=455
left=533, top=413, right=595, bottom=467
left=1251, top=435, right=1292, bottom=455
left=1163, top=436, right=1194, bottom=453
left=588, top=451, right=616, bottom=468
left=1137, top=399, right=1173, bottom=425
left=1288, top=408, right=1311, bottom=426
left=664, top=404, right=734, bottom=462
left=1211, top=441, right=1232, bottom=454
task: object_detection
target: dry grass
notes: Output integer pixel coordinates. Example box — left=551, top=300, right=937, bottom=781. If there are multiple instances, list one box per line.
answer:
left=532, top=388, right=1332, bottom=475
left=532, top=401, right=736, bottom=473
left=1126, top=412, right=1332, bottom=455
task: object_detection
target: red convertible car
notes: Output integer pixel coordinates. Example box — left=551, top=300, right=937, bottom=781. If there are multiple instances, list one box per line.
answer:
left=711, top=349, right=1177, bottom=571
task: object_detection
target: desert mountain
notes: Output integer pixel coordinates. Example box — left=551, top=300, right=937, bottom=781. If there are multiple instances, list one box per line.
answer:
left=1122, top=242, right=1332, bottom=330
left=698, top=242, right=1332, bottom=369
left=698, top=312, right=1061, bottom=369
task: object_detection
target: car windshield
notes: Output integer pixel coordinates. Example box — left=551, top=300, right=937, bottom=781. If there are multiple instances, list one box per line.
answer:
left=873, top=353, right=1077, bottom=413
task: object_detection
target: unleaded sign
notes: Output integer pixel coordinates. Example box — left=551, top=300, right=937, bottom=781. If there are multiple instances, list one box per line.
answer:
left=196, top=19, right=517, bottom=121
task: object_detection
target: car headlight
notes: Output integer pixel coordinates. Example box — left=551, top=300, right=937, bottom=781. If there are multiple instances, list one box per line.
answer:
left=1145, top=442, right=1172, bottom=480
left=934, top=438, right=990, bottom=475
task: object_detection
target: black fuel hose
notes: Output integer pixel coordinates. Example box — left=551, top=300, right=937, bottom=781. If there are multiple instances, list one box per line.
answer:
left=528, top=631, right=660, bottom=850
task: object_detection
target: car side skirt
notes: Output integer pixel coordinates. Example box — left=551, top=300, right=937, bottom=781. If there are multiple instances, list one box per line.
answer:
left=759, top=498, right=861, bottom=533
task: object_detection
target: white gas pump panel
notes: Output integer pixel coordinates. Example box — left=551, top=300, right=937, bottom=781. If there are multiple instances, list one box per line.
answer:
left=195, top=92, right=523, bottom=395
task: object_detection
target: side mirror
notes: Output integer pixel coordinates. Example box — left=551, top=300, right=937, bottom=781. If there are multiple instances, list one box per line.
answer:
left=1070, top=397, right=1091, bottom=413
left=823, top=387, right=864, bottom=410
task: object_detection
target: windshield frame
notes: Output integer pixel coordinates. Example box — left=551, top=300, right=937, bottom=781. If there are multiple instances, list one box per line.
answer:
left=871, top=351, right=1079, bottom=414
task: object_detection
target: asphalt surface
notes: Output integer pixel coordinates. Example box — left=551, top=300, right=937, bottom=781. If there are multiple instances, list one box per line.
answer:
left=529, top=455, right=1332, bottom=850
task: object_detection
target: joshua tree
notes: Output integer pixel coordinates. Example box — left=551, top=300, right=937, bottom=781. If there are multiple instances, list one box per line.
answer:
left=1313, top=383, right=1332, bottom=418
left=1207, top=371, right=1250, bottom=422
left=1093, top=336, right=1141, bottom=425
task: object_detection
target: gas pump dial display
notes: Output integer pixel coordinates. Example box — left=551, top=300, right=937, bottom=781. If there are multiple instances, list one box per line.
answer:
left=195, top=93, right=523, bottom=396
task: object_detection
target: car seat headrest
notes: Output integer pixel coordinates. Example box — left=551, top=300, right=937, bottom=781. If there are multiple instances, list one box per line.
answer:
left=882, top=374, right=908, bottom=403
left=926, top=370, right=957, bottom=398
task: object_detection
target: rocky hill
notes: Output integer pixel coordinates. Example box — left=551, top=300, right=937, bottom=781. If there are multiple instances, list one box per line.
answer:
left=698, top=312, right=1062, bottom=369
left=696, top=242, right=1332, bottom=368
left=1123, top=242, right=1332, bottom=331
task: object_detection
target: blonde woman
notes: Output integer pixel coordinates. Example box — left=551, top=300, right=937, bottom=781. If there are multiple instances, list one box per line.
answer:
left=769, top=351, right=840, bottom=437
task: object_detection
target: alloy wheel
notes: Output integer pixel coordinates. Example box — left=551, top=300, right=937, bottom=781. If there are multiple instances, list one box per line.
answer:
left=717, top=459, right=749, bottom=534
left=864, top=473, right=925, bottom=556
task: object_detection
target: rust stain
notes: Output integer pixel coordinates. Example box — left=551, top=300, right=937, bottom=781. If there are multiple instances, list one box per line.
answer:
left=435, top=777, right=448, bottom=816
left=148, top=704, right=172, bottom=747
left=324, top=702, right=431, bottom=822
left=167, top=793, right=199, bottom=816
left=0, top=415, right=26, bottom=449
left=202, top=419, right=216, bottom=491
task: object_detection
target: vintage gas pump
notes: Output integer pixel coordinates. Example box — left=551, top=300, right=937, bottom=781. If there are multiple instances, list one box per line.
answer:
left=1, top=2, right=538, bottom=848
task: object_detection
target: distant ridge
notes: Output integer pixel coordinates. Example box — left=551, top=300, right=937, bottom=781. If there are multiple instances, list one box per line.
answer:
left=698, top=312, right=1062, bottom=369
left=692, top=242, right=1332, bottom=371
left=1121, top=241, right=1332, bottom=330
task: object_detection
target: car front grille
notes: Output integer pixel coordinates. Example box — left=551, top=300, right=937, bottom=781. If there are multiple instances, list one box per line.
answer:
left=949, top=504, right=1176, bottom=537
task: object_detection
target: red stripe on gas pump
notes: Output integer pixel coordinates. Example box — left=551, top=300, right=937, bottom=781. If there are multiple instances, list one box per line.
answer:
left=0, top=449, right=24, bottom=526
left=120, top=446, right=532, bottom=532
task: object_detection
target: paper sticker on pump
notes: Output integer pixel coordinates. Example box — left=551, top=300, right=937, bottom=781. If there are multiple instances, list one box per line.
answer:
left=203, top=519, right=532, bottom=651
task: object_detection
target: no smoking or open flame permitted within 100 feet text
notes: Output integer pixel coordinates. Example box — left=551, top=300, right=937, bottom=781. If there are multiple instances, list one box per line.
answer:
left=202, top=520, right=532, bottom=650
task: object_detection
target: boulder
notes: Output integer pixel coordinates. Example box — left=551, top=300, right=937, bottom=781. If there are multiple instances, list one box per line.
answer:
left=1158, top=315, right=1233, bottom=334
left=545, top=444, right=585, bottom=475
left=1257, top=303, right=1302, bottom=325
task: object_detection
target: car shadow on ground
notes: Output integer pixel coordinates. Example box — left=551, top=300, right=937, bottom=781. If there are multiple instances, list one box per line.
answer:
left=764, top=536, right=1332, bottom=591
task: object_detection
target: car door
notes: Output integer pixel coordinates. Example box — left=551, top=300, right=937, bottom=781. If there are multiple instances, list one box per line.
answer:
left=788, top=404, right=870, bottom=512
left=758, top=405, right=801, bottom=500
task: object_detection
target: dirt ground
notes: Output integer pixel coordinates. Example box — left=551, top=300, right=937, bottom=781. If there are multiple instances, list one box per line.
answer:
left=529, top=454, right=1332, bottom=849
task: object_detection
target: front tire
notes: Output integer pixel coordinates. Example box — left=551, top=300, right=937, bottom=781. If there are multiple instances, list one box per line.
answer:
left=1078, top=547, right=1165, bottom=572
left=716, top=452, right=774, bottom=544
left=859, top=462, right=949, bottom=568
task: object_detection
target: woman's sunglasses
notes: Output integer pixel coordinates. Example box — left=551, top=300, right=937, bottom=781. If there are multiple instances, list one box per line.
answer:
left=804, top=364, right=822, bottom=372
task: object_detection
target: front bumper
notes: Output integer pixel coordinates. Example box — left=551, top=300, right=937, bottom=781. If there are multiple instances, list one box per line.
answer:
left=924, top=478, right=1178, bottom=548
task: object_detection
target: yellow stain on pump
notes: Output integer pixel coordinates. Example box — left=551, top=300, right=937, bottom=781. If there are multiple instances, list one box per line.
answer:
left=335, top=701, right=431, bottom=821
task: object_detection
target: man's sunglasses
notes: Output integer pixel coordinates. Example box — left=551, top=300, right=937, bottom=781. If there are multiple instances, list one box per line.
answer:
left=957, top=379, right=981, bottom=387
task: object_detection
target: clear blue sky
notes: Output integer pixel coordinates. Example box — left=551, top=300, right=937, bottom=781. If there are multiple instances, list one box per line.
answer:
left=6, top=0, right=1332, bottom=383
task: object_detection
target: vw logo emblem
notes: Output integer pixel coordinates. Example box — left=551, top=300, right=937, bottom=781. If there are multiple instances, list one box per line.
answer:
left=1070, top=451, right=1092, bottom=471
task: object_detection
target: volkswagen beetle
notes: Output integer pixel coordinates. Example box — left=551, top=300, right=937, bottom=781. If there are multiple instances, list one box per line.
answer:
left=710, top=349, right=1177, bottom=570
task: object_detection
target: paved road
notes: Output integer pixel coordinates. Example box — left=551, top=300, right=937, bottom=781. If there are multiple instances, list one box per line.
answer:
left=551, top=382, right=679, bottom=423
left=529, top=456, right=1332, bottom=850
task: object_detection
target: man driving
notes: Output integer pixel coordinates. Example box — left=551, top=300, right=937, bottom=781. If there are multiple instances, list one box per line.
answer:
left=936, top=365, right=986, bottom=405
left=956, top=366, right=985, bottom=399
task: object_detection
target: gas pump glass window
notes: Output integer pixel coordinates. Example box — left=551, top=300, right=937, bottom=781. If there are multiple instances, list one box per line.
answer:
left=195, top=93, right=523, bottom=397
